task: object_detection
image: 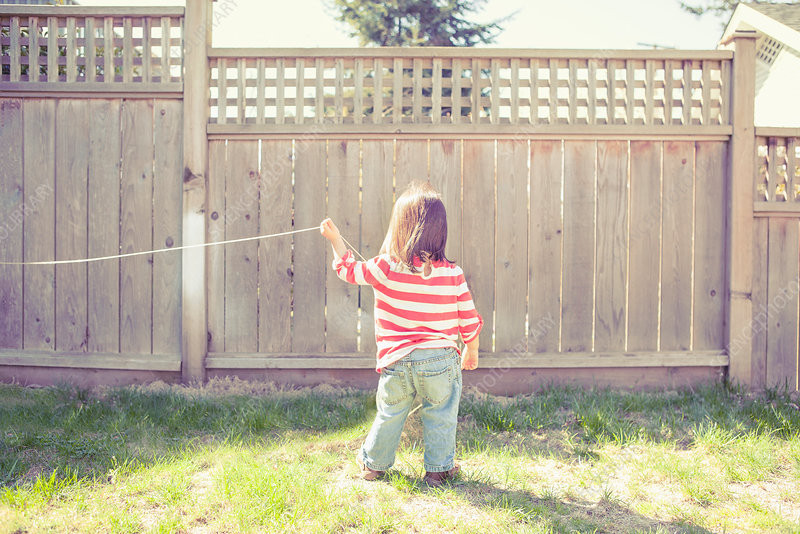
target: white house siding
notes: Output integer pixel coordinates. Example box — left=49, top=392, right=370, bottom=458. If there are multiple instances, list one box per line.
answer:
left=754, top=47, right=800, bottom=127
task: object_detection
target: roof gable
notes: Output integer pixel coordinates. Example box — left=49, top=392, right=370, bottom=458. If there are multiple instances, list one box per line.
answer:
left=747, top=3, right=800, bottom=33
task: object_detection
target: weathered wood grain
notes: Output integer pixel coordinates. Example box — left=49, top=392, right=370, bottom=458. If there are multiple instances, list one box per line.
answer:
left=562, top=141, right=595, bottom=352
left=87, top=99, right=121, bottom=353
left=750, top=217, right=768, bottom=390
left=0, top=99, right=23, bottom=349
left=529, top=140, right=562, bottom=352
left=694, top=141, right=727, bottom=350
left=395, top=139, right=427, bottom=193
left=206, top=140, right=226, bottom=353
left=258, top=140, right=293, bottom=352
left=595, top=140, right=627, bottom=352
left=55, top=99, right=89, bottom=352
left=23, top=99, right=56, bottom=351
left=223, top=140, right=259, bottom=352
left=495, top=140, right=528, bottom=352
left=462, top=140, right=495, bottom=350
left=120, top=99, right=154, bottom=354
left=628, top=141, right=661, bottom=351
left=766, top=218, right=799, bottom=389
left=152, top=99, right=182, bottom=354
left=660, top=141, right=693, bottom=351
left=360, top=140, right=394, bottom=354
left=326, top=140, right=360, bottom=353
left=429, top=139, right=462, bottom=263
left=292, top=140, right=326, bottom=352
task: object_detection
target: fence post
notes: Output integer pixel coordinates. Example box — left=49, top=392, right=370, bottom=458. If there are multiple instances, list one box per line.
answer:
left=181, top=0, right=211, bottom=383
left=725, top=30, right=757, bottom=388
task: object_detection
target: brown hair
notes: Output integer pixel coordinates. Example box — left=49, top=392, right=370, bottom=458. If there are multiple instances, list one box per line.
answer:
left=380, top=181, right=450, bottom=273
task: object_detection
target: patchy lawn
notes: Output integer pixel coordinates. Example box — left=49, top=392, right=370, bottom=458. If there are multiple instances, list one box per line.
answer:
left=1, top=378, right=799, bottom=533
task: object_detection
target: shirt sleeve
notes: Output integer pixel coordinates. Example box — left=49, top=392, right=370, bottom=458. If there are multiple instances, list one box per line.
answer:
left=332, top=250, right=390, bottom=287
left=455, top=272, right=483, bottom=343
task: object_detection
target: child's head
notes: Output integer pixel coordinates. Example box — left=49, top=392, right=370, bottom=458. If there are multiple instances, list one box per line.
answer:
left=381, top=181, right=449, bottom=272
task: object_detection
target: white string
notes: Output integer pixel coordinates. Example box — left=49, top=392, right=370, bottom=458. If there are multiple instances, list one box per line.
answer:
left=0, top=226, right=348, bottom=266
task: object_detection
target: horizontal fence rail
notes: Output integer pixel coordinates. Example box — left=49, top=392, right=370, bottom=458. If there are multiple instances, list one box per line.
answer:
left=0, top=6, right=184, bottom=93
left=754, top=127, right=800, bottom=208
left=208, top=49, right=732, bottom=133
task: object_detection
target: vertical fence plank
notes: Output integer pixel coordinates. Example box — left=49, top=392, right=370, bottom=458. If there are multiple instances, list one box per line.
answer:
left=412, top=58, right=422, bottom=123
left=664, top=60, right=673, bottom=125
left=595, top=140, right=627, bottom=352
left=452, top=58, right=461, bottom=124
left=236, top=58, right=245, bottom=125
left=103, top=17, right=113, bottom=83
left=372, top=58, right=382, bottom=124
left=23, top=99, right=55, bottom=351
left=276, top=58, right=285, bottom=125
left=360, top=140, right=394, bottom=354
left=628, top=140, right=661, bottom=351
left=766, top=218, right=799, bottom=389
left=206, top=140, right=226, bottom=353
left=10, top=17, right=20, bottom=83
left=296, top=58, right=305, bottom=125
left=293, top=140, right=327, bottom=352
left=0, top=99, right=23, bottom=349
left=87, top=99, right=120, bottom=353
left=587, top=58, right=597, bottom=125
left=562, top=141, right=595, bottom=352
left=29, top=17, right=39, bottom=83
left=510, top=58, right=519, bottom=125
left=429, top=140, right=462, bottom=263
left=255, top=58, right=265, bottom=124
left=701, top=60, right=711, bottom=126
left=120, top=99, right=153, bottom=354
left=751, top=217, right=768, bottom=390
left=55, top=99, right=88, bottom=352
left=395, top=139, right=427, bottom=192
left=258, top=140, right=293, bottom=352
left=65, top=18, right=76, bottom=82
left=432, top=58, right=442, bottom=124
left=217, top=58, right=227, bottom=124
left=47, top=17, right=57, bottom=82
left=160, top=16, right=169, bottom=83
left=335, top=58, right=343, bottom=124
left=354, top=58, right=363, bottom=124
left=682, top=60, right=692, bottom=126
left=490, top=59, right=499, bottom=124
left=548, top=59, right=557, bottom=124
left=495, top=140, right=528, bottom=352
left=529, top=58, right=538, bottom=125
left=393, top=57, right=402, bottom=124
left=567, top=59, right=577, bottom=124
left=326, top=140, right=360, bottom=353
left=141, top=17, right=151, bottom=83
left=625, top=60, right=634, bottom=125
left=529, top=140, right=562, bottom=352
left=223, top=140, right=259, bottom=352
left=471, top=58, right=480, bottom=124
left=645, top=60, right=654, bottom=125
left=85, top=17, right=96, bottom=83
left=152, top=100, right=182, bottom=355
left=462, top=140, right=495, bottom=350
left=660, top=141, right=694, bottom=351
left=607, top=59, right=616, bottom=124
left=315, top=58, right=324, bottom=123
left=694, top=141, right=726, bottom=350
left=123, top=17, right=132, bottom=83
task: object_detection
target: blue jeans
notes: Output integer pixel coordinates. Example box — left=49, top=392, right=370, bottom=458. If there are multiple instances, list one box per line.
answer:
left=359, top=347, right=462, bottom=473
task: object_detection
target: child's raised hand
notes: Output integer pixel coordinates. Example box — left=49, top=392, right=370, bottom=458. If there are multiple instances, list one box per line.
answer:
left=320, top=218, right=341, bottom=242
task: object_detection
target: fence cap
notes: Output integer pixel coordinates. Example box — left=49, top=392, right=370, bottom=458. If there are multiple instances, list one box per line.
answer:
left=719, top=30, right=760, bottom=46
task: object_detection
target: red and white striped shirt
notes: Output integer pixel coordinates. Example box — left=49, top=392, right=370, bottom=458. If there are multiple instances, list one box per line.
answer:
left=333, top=250, right=483, bottom=370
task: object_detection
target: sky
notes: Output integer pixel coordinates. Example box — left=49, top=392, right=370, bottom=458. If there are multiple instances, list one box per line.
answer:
left=74, top=0, right=732, bottom=50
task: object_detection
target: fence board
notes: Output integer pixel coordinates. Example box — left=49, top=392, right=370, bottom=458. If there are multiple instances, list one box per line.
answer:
left=562, top=141, right=595, bottom=352
left=326, top=140, right=360, bottom=353
left=495, top=140, right=528, bottom=352
left=595, top=140, right=627, bottom=352
left=429, top=139, right=462, bottom=263
left=462, top=140, right=495, bottom=350
left=360, top=140, right=394, bottom=354
left=23, top=99, right=55, bottom=351
left=766, top=218, right=799, bottom=389
left=0, top=99, right=23, bottom=349
left=529, top=140, right=562, bottom=352
left=120, top=99, right=154, bottom=354
left=55, top=99, right=89, bottom=352
left=660, top=141, right=693, bottom=350
left=258, top=140, right=293, bottom=352
left=293, top=140, right=326, bottom=352
left=751, top=217, right=768, bottom=389
left=395, top=139, right=427, bottom=192
left=207, top=140, right=226, bottom=353
left=87, top=99, right=121, bottom=353
left=694, top=141, right=726, bottom=350
left=152, top=100, right=182, bottom=354
left=628, top=141, right=661, bottom=351
left=224, top=140, right=259, bottom=352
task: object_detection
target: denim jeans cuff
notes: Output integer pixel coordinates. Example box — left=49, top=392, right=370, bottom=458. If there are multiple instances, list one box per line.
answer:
left=424, top=461, right=455, bottom=473
left=360, top=449, right=392, bottom=472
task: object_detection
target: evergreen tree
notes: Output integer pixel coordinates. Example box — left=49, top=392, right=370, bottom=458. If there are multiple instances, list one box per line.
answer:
left=329, top=0, right=514, bottom=47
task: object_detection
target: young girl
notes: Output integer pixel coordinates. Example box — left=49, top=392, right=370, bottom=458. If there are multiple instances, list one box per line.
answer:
left=320, top=181, right=482, bottom=486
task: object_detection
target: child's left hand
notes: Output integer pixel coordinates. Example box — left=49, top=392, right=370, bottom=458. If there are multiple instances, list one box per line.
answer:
left=320, top=218, right=341, bottom=242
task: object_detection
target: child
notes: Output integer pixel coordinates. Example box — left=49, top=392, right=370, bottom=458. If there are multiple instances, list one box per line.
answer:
left=320, top=181, right=482, bottom=487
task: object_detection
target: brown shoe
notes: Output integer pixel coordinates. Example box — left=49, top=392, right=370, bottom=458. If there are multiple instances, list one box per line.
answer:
left=356, top=455, right=385, bottom=481
left=423, top=464, right=460, bottom=487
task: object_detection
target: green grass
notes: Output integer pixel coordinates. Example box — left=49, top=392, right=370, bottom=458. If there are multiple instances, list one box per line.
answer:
left=1, top=378, right=799, bottom=533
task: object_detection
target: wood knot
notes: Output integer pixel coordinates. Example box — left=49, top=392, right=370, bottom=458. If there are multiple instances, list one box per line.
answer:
left=165, top=236, right=174, bottom=248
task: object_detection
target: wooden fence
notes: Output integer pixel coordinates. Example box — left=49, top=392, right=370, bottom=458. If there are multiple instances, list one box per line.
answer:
left=0, top=3, right=795, bottom=392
